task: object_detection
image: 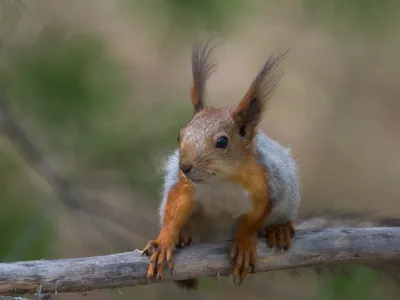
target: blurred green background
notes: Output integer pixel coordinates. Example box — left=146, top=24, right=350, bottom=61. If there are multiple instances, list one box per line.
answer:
left=0, top=0, right=400, bottom=299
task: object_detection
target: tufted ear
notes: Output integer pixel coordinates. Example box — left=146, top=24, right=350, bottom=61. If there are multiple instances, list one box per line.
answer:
left=233, top=50, right=289, bottom=141
left=190, top=42, right=217, bottom=113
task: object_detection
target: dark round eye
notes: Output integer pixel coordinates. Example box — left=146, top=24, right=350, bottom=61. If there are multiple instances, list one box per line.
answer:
left=216, top=136, right=229, bottom=149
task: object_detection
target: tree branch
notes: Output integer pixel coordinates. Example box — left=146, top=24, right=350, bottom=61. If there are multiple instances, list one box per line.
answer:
left=1, top=227, right=400, bottom=295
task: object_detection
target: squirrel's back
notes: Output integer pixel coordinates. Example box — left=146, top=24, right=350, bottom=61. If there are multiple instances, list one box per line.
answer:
left=255, top=131, right=300, bottom=225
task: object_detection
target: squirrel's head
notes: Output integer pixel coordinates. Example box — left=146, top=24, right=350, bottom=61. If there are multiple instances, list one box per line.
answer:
left=178, top=42, right=288, bottom=183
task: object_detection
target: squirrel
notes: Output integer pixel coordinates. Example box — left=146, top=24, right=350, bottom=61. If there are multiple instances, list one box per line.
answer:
left=142, top=42, right=300, bottom=289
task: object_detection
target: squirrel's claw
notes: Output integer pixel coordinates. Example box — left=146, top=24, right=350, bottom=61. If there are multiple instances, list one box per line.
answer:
left=176, top=235, right=194, bottom=248
left=166, top=247, right=174, bottom=274
left=142, top=240, right=157, bottom=256
left=142, top=240, right=175, bottom=280
left=229, top=235, right=257, bottom=285
left=265, top=221, right=296, bottom=250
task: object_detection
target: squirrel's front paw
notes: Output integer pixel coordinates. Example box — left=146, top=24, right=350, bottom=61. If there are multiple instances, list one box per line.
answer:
left=229, top=235, right=257, bottom=285
left=264, top=221, right=296, bottom=250
left=142, top=239, right=175, bottom=280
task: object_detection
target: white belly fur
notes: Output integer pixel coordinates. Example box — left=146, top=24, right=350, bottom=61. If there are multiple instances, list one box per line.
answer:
left=181, top=181, right=253, bottom=243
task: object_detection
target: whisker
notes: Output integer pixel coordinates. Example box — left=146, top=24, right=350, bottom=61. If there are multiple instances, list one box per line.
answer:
left=196, top=148, right=218, bottom=164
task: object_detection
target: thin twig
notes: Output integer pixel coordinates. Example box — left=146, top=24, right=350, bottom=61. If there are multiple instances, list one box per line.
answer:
left=0, top=227, right=400, bottom=295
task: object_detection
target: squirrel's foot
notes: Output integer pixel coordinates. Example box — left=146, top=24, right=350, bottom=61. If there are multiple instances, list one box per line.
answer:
left=264, top=221, right=296, bottom=250
left=176, top=235, right=194, bottom=248
left=229, top=235, right=257, bottom=285
left=142, top=239, right=175, bottom=280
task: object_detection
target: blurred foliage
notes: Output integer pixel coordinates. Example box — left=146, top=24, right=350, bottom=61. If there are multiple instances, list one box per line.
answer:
left=1, top=23, right=194, bottom=196
left=87, top=102, right=191, bottom=194
left=0, top=142, right=55, bottom=261
left=119, top=0, right=250, bottom=38
left=2, top=25, right=129, bottom=157
left=120, top=0, right=400, bottom=38
left=0, top=12, right=190, bottom=264
left=302, top=0, right=399, bottom=32
left=313, top=267, right=385, bottom=300
left=0, top=0, right=25, bottom=37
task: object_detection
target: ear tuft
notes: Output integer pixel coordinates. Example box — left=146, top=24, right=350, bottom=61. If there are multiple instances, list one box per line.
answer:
left=190, top=41, right=218, bottom=113
left=233, top=50, right=289, bottom=139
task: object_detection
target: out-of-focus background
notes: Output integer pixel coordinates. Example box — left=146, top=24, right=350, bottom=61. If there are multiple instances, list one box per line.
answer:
left=1, top=0, right=400, bottom=299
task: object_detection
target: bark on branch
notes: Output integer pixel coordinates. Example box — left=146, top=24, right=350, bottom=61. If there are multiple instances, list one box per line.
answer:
left=1, top=227, right=400, bottom=295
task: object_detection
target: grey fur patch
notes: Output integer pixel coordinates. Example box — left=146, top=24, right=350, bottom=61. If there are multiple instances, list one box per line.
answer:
left=254, top=131, right=301, bottom=225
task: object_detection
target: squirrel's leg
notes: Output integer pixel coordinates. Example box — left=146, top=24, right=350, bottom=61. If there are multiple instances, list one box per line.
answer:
left=230, top=163, right=271, bottom=285
left=142, top=175, right=195, bottom=280
left=263, top=221, right=296, bottom=250
left=229, top=161, right=271, bottom=284
left=230, top=206, right=270, bottom=285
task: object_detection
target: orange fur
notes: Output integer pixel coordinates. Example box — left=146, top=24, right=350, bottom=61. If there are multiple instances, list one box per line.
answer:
left=190, top=85, right=202, bottom=113
left=229, top=156, right=272, bottom=282
left=142, top=172, right=195, bottom=279
left=233, top=156, right=271, bottom=235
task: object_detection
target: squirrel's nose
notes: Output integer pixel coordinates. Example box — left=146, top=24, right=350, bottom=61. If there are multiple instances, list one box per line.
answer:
left=179, top=162, right=192, bottom=174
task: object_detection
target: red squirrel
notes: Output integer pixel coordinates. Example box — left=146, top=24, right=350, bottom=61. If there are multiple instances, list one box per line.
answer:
left=142, top=42, right=300, bottom=289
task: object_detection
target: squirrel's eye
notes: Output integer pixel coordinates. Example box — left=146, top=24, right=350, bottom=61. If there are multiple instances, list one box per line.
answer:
left=216, top=136, right=229, bottom=149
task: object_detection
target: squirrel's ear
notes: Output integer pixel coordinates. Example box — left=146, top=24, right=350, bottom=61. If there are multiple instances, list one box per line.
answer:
left=190, top=42, right=217, bottom=113
left=233, top=50, right=289, bottom=140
